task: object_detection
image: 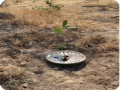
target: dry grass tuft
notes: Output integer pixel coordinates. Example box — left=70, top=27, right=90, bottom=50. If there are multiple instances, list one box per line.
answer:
left=0, top=0, right=118, bottom=29
left=89, top=34, right=107, bottom=44
left=76, top=34, right=118, bottom=53
left=8, top=8, right=63, bottom=28
left=0, top=64, right=26, bottom=90
left=103, top=44, right=119, bottom=51
left=0, top=12, right=15, bottom=19
left=107, top=1, right=119, bottom=9
left=80, top=34, right=107, bottom=47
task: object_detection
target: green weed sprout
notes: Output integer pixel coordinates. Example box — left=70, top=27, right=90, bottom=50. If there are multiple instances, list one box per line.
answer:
left=45, top=0, right=62, bottom=10
left=32, top=0, right=61, bottom=10
left=45, top=0, right=53, bottom=8
left=57, top=44, right=67, bottom=50
left=32, top=6, right=49, bottom=10
left=53, top=4, right=62, bottom=10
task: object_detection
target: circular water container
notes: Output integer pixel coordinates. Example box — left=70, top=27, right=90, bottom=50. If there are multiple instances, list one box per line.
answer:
left=46, top=50, right=86, bottom=65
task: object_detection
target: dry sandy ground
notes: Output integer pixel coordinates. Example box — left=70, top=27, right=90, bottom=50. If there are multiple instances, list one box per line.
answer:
left=0, top=0, right=119, bottom=90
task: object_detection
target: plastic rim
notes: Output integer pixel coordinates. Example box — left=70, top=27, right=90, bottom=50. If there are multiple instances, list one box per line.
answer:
left=46, top=50, right=86, bottom=65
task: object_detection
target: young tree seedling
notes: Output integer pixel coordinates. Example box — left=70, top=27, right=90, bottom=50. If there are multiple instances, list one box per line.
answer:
left=55, top=20, right=76, bottom=61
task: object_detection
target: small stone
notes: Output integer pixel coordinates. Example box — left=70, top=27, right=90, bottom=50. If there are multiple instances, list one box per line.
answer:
left=53, top=67, right=59, bottom=70
left=20, top=62, right=26, bottom=67
left=22, top=83, right=28, bottom=88
left=33, top=70, right=43, bottom=74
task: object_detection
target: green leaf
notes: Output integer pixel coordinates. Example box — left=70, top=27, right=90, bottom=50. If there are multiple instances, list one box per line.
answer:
left=57, top=45, right=67, bottom=50
left=67, top=26, right=77, bottom=29
left=59, top=29, right=63, bottom=34
left=32, top=6, right=34, bottom=9
left=62, top=20, right=68, bottom=28
left=55, top=27, right=60, bottom=32
left=55, top=28, right=63, bottom=34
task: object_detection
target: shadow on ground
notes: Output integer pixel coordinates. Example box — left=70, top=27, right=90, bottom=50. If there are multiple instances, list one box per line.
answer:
left=47, top=61, right=87, bottom=71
